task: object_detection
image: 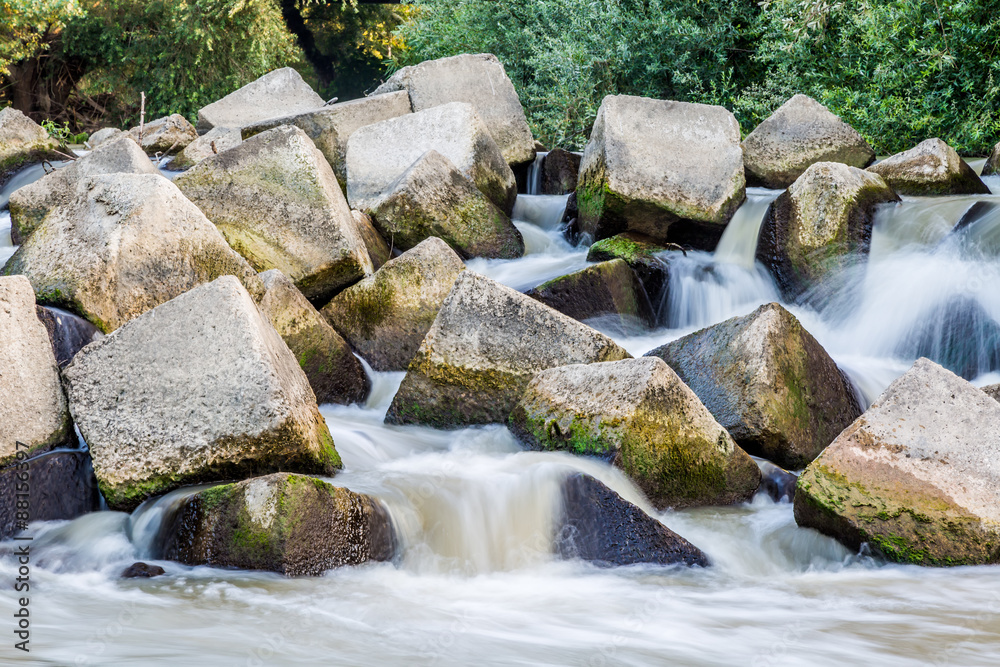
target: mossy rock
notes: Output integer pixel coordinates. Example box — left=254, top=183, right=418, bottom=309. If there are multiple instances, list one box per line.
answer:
left=0, top=107, right=63, bottom=189
left=867, top=138, right=990, bottom=196
left=586, top=232, right=673, bottom=303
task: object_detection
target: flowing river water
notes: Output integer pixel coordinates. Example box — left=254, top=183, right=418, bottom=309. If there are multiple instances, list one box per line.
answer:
left=3, top=156, right=1000, bottom=666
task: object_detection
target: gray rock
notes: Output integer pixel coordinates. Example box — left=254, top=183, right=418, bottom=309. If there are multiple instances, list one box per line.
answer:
left=0, top=276, right=72, bottom=467
left=367, top=150, right=523, bottom=260
left=542, top=148, right=580, bottom=195
left=85, top=127, right=125, bottom=150
left=35, top=306, right=103, bottom=368
left=576, top=95, right=745, bottom=245
left=983, top=141, right=1000, bottom=177
left=510, top=357, right=760, bottom=509
left=345, top=102, right=517, bottom=215
left=321, top=237, right=466, bottom=372
left=867, top=138, right=990, bottom=196
left=742, top=94, right=875, bottom=188
left=373, top=53, right=535, bottom=166
left=3, top=173, right=260, bottom=333
left=175, top=125, right=372, bottom=303
left=981, top=382, right=1000, bottom=402
left=756, top=162, right=900, bottom=299
left=352, top=210, right=391, bottom=271
left=128, top=114, right=197, bottom=156
left=62, top=276, right=340, bottom=511
left=196, top=67, right=325, bottom=133
left=386, top=271, right=630, bottom=427
left=165, top=126, right=242, bottom=172
left=121, top=562, right=166, bottom=578
left=586, top=232, right=673, bottom=304
left=0, top=107, right=62, bottom=188
left=242, top=91, right=411, bottom=187
left=163, top=472, right=394, bottom=576
left=9, top=135, right=158, bottom=243
left=258, top=269, right=369, bottom=405
left=795, top=358, right=1000, bottom=565
left=646, top=302, right=861, bottom=470
left=0, top=449, right=100, bottom=538
left=757, top=460, right=797, bottom=503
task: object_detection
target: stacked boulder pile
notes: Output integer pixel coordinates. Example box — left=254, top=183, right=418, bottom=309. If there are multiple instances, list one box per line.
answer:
left=2, top=52, right=997, bottom=574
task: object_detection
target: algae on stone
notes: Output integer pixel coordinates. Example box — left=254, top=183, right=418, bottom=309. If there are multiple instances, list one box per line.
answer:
left=0, top=107, right=62, bottom=188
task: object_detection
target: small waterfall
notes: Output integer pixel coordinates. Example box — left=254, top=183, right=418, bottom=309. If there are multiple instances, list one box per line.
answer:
left=526, top=151, right=548, bottom=195
left=127, top=485, right=214, bottom=559
left=0, top=210, right=14, bottom=268
left=713, top=188, right=783, bottom=268
left=511, top=193, right=570, bottom=230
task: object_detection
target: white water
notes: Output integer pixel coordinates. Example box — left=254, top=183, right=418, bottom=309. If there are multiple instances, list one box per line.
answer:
left=5, top=170, right=1000, bottom=664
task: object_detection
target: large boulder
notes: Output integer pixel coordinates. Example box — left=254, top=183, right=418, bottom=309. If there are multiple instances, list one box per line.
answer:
left=386, top=271, right=630, bottom=427
left=742, top=94, right=875, bottom=188
left=646, top=302, right=861, bottom=470
left=345, top=101, right=517, bottom=215
left=557, top=473, right=708, bottom=567
left=0, top=449, right=100, bottom=538
left=795, top=358, right=1000, bottom=565
left=163, top=473, right=394, bottom=576
left=258, top=269, right=369, bottom=405
left=511, top=358, right=760, bottom=509
left=62, top=276, right=340, bottom=511
left=165, top=126, right=242, bottom=172
left=541, top=148, right=581, bottom=195
left=128, top=114, right=197, bottom=156
left=586, top=232, right=672, bottom=304
left=3, top=173, right=260, bottom=333
left=0, top=276, right=72, bottom=467
left=373, top=53, right=535, bottom=166
left=367, top=150, right=523, bottom=260
left=242, top=91, right=411, bottom=187
left=9, top=135, right=157, bottom=243
left=175, top=125, right=372, bottom=303
left=34, top=306, right=102, bottom=368
left=196, top=67, right=325, bottom=133
left=321, top=237, right=466, bottom=372
left=983, top=141, right=1000, bottom=177
left=867, top=138, right=990, bottom=196
left=85, top=127, right=125, bottom=150
left=575, top=95, right=745, bottom=246
left=755, top=162, right=899, bottom=299
left=0, top=107, right=62, bottom=188
left=525, top=259, right=655, bottom=333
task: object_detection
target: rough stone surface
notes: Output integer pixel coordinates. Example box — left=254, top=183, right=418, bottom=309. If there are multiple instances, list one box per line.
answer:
left=757, top=460, right=797, bottom=503
left=9, top=135, right=158, bottom=243
left=586, top=233, right=672, bottom=305
left=322, top=237, right=466, bottom=372
left=0, top=449, right=100, bottom=538
left=175, top=125, right=372, bottom=303
left=165, top=126, right=242, bottom=171
left=867, top=138, right=990, bottom=196
left=258, top=269, right=369, bottom=405
left=526, top=259, right=655, bottom=333
left=742, top=94, right=875, bottom=188
left=981, top=383, right=1000, bottom=402
left=795, top=358, right=1000, bottom=565
left=196, top=67, right=324, bottom=133
left=128, top=114, right=197, bottom=156
left=575, top=95, right=745, bottom=245
left=386, top=271, right=630, bottom=427
left=647, top=302, right=861, bottom=470
left=3, top=173, right=260, bottom=333
left=242, top=92, right=411, bottom=187
left=35, top=306, right=102, bottom=368
left=0, top=276, right=72, bottom=467
left=121, top=562, right=166, bottom=578
left=0, top=107, right=62, bottom=188
left=511, top=358, right=759, bottom=509
left=164, top=473, right=395, bottom=576
left=367, top=150, right=523, bottom=260
left=352, top=210, right=391, bottom=271
left=346, top=102, right=517, bottom=215
left=557, top=473, right=709, bottom=567
left=374, top=53, right=535, bottom=166
left=86, top=127, right=125, bottom=150
left=62, top=276, right=340, bottom=511
left=756, top=162, right=900, bottom=299
left=542, top=148, right=581, bottom=195
left=983, top=142, right=1000, bottom=177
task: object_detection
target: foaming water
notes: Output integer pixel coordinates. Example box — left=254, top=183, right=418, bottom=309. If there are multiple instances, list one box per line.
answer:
left=0, top=210, right=14, bottom=267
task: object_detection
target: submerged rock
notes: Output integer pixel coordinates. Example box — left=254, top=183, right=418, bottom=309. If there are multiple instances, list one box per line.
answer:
left=586, top=233, right=672, bottom=305
left=128, top=114, right=197, bottom=156
left=983, top=141, right=1000, bottom=177
left=893, top=296, right=1000, bottom=380
left=62, top=276, right=340, bottom=511
left=164, top=472, right=394, bottom=576
left=525, top=259, right=655, bottom=332
left=374, top=53, right=536, bottom=167
left=0, top=107, right=62, bottom=188
left=557, top=473, right=708, bottom=567
left=0, top=276, right=73, bottom=467
left=756, top=162, right=899, bottom=299
left=367, top=150, right=523, bottom=260
left=647, top=303, right=861, bottom=470
left=242, top=91, right=411, bottom=187
left=35, top=305, right=102, bottom=368
left=165, top=126, right=242, bottom=171
left=196, top=67, right=325, bottom=133
left=321, top=237, right=466, bottom=372
left=258, top=269, right=369, bottom=405
left=345, top=101, right=517, bottom=215
left=867, top=138, right=990, bottom=196
left=121, top=562, right=166, bottom=579
left=511, top=358, right=760, bottom=509
left=575, top=95, right=744, bottom=246
left=9, top=135, right=158, bottom=243
left=541, top=148, right=581, bottom=195
left=175, top=125, right=372, bottom=303
left=795, top=358, right=1000, bottom=565
left=386, top=271, right=630, bottom=428
left=742, top=94, right=875, bottom=188
left=0, top=449, right=100, bottom=538
left=3, top=173, right=259, bottom=333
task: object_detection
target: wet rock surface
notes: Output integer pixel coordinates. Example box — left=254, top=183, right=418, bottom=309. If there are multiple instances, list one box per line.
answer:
left=0, top=449, right=99, bottom=538
left=121, top=562, right=166, bottom=578
left=586, top=232, right=673, bottom=305
left=541, top=148, right=581, bottom=195
left=35, top=305, right=102, bottom=368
